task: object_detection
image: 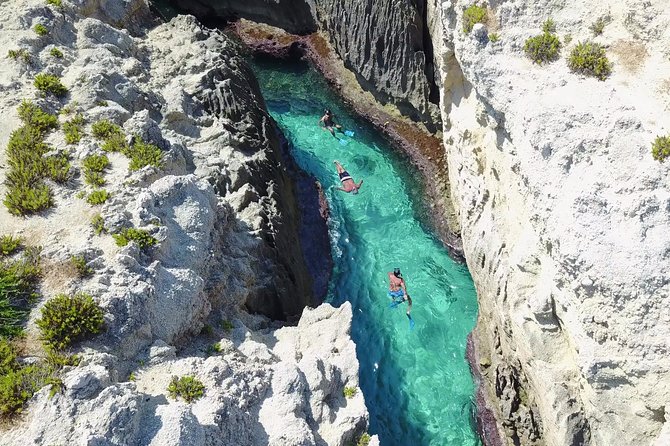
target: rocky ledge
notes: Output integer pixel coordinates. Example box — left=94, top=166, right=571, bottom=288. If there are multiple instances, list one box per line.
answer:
left=0, top=0, right=373, bottom=444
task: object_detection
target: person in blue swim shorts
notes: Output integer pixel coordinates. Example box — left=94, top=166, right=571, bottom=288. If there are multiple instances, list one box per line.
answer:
left=388, top=268, right=412, bottom=316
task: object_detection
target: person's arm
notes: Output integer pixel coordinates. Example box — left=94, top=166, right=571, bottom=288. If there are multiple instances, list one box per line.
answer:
left=337, top=186, right=348, bottom=192
left=400, top=279, right=408, bottom=296
left=356, top=180, right=363, bottom=190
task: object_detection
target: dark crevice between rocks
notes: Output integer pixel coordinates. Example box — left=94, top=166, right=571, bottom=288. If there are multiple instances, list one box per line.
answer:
left=415, top=0, right=441, bottom=106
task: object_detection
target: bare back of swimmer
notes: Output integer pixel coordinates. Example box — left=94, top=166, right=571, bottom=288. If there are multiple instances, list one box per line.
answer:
left=333, top=161, right=363, bottom=194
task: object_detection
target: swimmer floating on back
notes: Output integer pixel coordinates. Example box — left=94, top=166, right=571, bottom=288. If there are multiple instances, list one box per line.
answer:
left=388, top=268, right=414, bottom=328
left=334, top=161, right=363, bottom=194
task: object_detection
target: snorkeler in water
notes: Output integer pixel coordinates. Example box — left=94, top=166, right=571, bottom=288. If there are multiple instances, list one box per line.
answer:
left=319, top=109, right=343, bottom=137
left=388, top=268, right=413, bottom=317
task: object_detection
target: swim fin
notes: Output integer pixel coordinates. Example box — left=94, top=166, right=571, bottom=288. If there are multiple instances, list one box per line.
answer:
left=407, top=313, right=415, bottom=330
left=339, top=138, right=348, bottom=146
left=344, top=130, right=355, bottom=137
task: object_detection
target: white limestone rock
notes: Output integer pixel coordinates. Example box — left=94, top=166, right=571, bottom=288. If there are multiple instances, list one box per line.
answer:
left=429, top=0, right=670, bottom=444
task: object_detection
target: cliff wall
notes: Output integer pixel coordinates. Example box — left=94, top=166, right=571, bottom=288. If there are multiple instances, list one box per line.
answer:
left=0, top=1, right=370, bottom=444
left=429, top=1, right=670, bottom=445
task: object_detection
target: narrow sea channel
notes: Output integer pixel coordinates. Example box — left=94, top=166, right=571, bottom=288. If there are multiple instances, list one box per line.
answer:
left=252, top=57, right=481, bottom=446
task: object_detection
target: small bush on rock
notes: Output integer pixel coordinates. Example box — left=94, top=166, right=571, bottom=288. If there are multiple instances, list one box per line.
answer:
left=524, top=32, right=561, bottom=64
left=167, top=376, right=205, bottom=403
left=112, top=228, right=157, bottom=249
left=126, top=137, right=163, bottom=171
left=91, top=119, right=122, bottom=140
left=49, top=47, right=63, bottom=58
left=489, top=33, right=499, bottom=42
left=463, top=4, right=487, bottom=33
left=0, top=364, right=50, bottom=416
left=46, top=0, right=62, bottom=7
left=221, top=320, right=234, bottom=333
left=33, top=24, right=48, bottom=37
left=45, top=155, right=71, bottom=184
left=63, top=114, right=85, bottom=144
left=86, top=189, right=109, bottom=205
left=17, top=100, right=58, bottom=134
left=82, top=154, right=109, bottom=173
left=343, top=386, right=357, bottom=398
left=0, top=236, right=23, bottom=257
left=36, top=292, right=104, bottom=351
left=34, top=73, right=68, bottom=97
left=7, top=49, right=30, bottom=63
left=0, top=249, right=41, bottom=337
left=357, top=433, right=371, bottom=446
left=652, top=136, right=670, bottom=162
left=567, top=41, right=612, bottom=80
left=4, top=185, right=53, bottom=216
left=590, top=17, right=606, bottom=36
left=70, top=255, right=93, bottom=278
left=541, top=18, right=556, bottom=33
left=90, top=214, right=106, bottom=235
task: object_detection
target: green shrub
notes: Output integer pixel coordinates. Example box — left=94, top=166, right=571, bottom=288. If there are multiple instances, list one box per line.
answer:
left=112, top=228, right=157, bottom=249
left=82, top=154, right=109, bottom=173
left=524, top=32, right=561, bottom=64
left=45, top=155, right=71, bottom=184
left=91, top=120, right=122, bottom=140
left=63, top=114, right=84, bottom=144
left=33, top=24, right=48, bottom=37
left=0, top=236, right=23, bottom=257
left=463, top=4, right=487, bottom=33
left=86, top=189, right=109, bottom=205
left=0, top=338, right=18, bottom=375
left=200, top=324, right=213, bottom=336
left=205, top=342, right=221, bottom=356
left=488, top=33, right=499, bottom=42
left=70, top=255, right=93, bottom=278
left=357, top=433, right=371, bottom=446
left=564, top=34, right=573, bottom=45
left=0, top=249, right=41, bottom=337
left=4, top=185, right=53, bottom=216
left=7, top=49, right=30, bottom=63
left=221, top=320, right=234, bottom=333
left=590, top=17, right=606, bottom=36
left=91, top=214, right=106, bottom=235
left=101, top=133, right=128, bottom=153
left=46, top=0, right=62, bottom=7
left=343, top=386, right=357, bottom=398
left=126, top=137, right=163, bottom=171
left=84, top=171, right=105, bottom=187
left=541, top=18, right=556, bottom=33
left=45, top=350, right=80, bottom=368
left=17, top=101, right=58, bottom=134
left=34, top=73, right=68, bottom=97
left=95, top=100, right=108, bottom=107
left=36, top=292, right=104, bottom=351
left=652, top=136, right=670, bottom=162
left=0, top=364, right=50, bottom=416
left=167, top=376, right=205, bottom=403
left=128, top=371, right=136, bottom=382
left=49, top=47, right=63, bottom=58
left=47, top=376, right=64, bottom=398
left=567, top=41, right=612, bottom=80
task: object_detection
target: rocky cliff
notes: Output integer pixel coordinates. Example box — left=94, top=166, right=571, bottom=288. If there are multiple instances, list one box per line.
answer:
left=166, top=0, right=442, bottom=132
left=0, top=0, right=371, bottom=444
left=428, top=1, right=670, bottom=445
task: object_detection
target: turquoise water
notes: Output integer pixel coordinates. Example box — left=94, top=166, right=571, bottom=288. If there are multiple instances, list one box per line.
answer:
left=252, top=57, right=480, bottom=446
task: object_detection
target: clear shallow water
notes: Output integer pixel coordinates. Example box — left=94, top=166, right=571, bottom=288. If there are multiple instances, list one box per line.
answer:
left=252, top=57, right=480, bottom=446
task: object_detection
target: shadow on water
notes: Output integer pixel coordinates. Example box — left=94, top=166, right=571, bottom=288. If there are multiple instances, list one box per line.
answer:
left=252, top=56, right=480, bottom=446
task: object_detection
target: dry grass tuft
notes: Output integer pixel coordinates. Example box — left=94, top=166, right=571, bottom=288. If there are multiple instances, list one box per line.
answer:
left=610, top=40, right=648, bottom=73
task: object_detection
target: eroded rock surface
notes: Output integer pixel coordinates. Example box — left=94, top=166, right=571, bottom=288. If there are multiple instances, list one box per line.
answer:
left=0, top=0, right=369, bottom=444
left=429, top=1, right=670, bottom=445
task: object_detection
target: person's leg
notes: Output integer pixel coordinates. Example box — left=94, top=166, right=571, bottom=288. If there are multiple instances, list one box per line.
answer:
left=334, top=161, right=345, bottom=173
